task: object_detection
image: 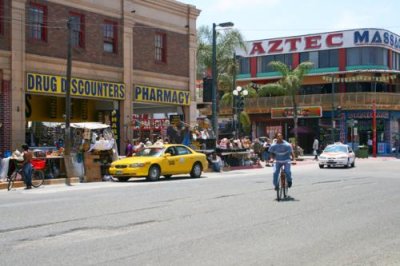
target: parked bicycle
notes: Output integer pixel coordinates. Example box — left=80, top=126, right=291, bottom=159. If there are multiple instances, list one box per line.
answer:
left=7, top=159, right=45, bottom=191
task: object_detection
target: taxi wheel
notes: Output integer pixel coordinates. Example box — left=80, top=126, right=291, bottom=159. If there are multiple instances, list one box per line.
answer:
left=351, top=160, right=355, bottom=167
left=190, top=163, right=202, bottom=178
left=147, top=165, right=160, bottom=181
left=319, top=164, right=324, bottom=169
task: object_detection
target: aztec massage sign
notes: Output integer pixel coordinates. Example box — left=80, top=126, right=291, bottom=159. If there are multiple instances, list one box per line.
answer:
left=26, top=73, right=125, bottom=100
left=242, top=29, right=400, bottom=56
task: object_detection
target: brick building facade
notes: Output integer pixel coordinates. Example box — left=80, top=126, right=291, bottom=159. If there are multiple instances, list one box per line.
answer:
left=0, top=0, right=200, bottom=155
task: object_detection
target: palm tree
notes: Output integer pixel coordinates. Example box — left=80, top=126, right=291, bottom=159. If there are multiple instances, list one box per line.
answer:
left=196, top=25, right=246, bottom=92
left=259, top=61, right=313, bottom=156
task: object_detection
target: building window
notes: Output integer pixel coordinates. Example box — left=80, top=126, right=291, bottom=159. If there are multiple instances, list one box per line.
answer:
left=238, top=57, right=250, bottom=74
left=392, top=52, right=400, bottom=70
left=347, top=47, right=388, bottom=66
left=28, top=3, right=47, bottom=41
left=103, top=21, right=117, bottom=53
left=155, top=33, right=166, bottom=63
left=70, top=13, right=84, bottom=48
left=318, top=49, right=339, bottom=68
left=258, top=53, right=292, bottom=72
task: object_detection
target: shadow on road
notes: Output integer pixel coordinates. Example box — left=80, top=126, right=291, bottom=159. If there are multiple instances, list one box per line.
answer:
left=275, top=195, right=299, bottom=202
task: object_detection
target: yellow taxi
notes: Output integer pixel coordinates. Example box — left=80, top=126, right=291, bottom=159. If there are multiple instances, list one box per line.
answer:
left=109, top=144, right=208, bottom=182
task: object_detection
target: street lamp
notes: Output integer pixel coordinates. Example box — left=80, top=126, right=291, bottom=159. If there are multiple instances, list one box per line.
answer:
left=212, top=21, right=234, bottom=141
left=233, top=86, right=248, bottom=138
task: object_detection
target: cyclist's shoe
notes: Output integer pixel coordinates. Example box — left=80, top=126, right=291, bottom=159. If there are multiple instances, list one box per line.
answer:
left=274, top=186, right=278, bottom=191
left=25, top=186, right=32, bottom=190
left=288, top=181, right=292, bottom=188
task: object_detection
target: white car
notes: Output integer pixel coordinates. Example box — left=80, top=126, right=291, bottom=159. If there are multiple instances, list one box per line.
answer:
left=318, top=143, right=356, bottom=168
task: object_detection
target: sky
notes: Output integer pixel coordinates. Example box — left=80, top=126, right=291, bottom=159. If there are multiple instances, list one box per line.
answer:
left=181, top=0, right=400, bottom=41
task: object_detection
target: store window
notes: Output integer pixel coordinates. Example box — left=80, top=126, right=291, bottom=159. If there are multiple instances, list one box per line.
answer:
left=347, top=47, right=388, bottom=66
left=155, top=32, right=166, bottom=63
left=299, top=51, right=318, bottom=68
left=103, top=20, right=117, bottom=53
left=70, top=13, right=85, bottom=48
left=392, top=51, right=400, bottom=70
left=318, top=49, right=339, bottom=68
left=238, top=57, right=250, bottom=74
left=28, top=3, right=47, bottom=41
left=258, top=53, right=292, bottom=72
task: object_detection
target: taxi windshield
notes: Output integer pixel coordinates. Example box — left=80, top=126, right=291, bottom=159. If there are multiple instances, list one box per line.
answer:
left=135, top=147, right=165, bottom=157
left=324, top=145, right=347, bottom=153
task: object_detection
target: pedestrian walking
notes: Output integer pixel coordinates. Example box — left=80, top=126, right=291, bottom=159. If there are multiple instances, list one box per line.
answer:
left=21, top=144, right=33, bottom=189
left=313, top=137, right=319, bottom=160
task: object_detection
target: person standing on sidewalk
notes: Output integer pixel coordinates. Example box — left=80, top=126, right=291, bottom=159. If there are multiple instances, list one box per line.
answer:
left=21, top=144, right=33, bottom=189
left=312, top=137, right=319, bottom=160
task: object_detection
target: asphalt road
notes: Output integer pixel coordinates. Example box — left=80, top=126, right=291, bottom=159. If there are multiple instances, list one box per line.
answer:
left=0, top=158, right=399, bottom=266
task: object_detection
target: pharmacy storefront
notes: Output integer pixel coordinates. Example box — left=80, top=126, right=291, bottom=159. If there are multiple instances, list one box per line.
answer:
left=132, top=85, right=191, bottom=141
left=25, top=73, right=125, bottom=148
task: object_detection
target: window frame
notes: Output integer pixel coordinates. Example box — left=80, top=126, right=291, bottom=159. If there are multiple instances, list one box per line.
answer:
left=238, top=57, right=250, bottom=74
left=69, top=12, right=85, bottom=49
left=28, top=2, right=48, bottom=42
left=155, top=32, right=167, bottom=63
left=103, top=20, right=118, bottom=54
left=318, top=49, right=338, bottom=68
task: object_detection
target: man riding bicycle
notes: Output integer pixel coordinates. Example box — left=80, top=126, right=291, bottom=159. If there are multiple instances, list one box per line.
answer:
left=269, top=133, right=296, bottom=191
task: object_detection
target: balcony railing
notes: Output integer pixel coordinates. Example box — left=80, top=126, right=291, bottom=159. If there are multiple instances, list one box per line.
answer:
left=217, top=92, right=400, bottom=115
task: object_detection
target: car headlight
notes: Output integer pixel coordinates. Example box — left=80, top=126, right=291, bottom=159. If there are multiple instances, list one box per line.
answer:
left=129, top=163, right=146, bottom=168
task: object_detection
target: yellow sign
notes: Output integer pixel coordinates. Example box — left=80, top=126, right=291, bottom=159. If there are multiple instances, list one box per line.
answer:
left=134, top=85, right=190, bottom=106
left=26, top=73, right=125, bottom=100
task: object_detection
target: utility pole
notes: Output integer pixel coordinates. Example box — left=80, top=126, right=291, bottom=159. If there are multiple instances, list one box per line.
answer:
left=211, top=23, right=218, bottom=141
left=64, top=18, right=73, bottom=184
left=331, top=75, right=335, bottom=143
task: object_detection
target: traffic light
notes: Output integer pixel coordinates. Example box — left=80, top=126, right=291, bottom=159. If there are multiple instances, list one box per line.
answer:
left=202, top=77, right=213, bottom=103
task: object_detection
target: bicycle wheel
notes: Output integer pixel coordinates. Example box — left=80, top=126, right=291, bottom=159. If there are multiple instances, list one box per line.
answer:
left=32, top=170, right=45, bottom=188
left=7, top=171, right=17, bottom=191
left=276, top=183, right=281, bottom=201
left=280, top=171, right=287, bottom=199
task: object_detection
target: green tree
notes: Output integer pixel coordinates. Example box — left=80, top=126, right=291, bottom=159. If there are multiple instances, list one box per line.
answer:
left=196, top=25, right=246, bottom=92
left=260, top=61, right=314, bottom=156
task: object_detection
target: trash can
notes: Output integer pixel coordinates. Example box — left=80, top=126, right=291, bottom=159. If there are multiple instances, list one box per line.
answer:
left=356, top=145, right=368, bottom=158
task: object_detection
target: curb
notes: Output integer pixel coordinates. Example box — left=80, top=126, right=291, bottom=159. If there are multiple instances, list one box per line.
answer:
left=0, top=177, right=81, bottom=190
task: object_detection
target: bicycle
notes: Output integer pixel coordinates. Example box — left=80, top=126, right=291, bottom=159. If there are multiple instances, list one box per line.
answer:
left=7, top=160, right=45, bottom=191
left=271, top=161, right=295, bottom=201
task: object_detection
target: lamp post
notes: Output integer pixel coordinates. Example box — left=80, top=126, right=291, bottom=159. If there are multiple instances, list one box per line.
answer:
left=211, top=21, right=234, bottom=141
left=233, top=86, right=248, bottom=138
left=372, top=76, right=378, bottom=158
